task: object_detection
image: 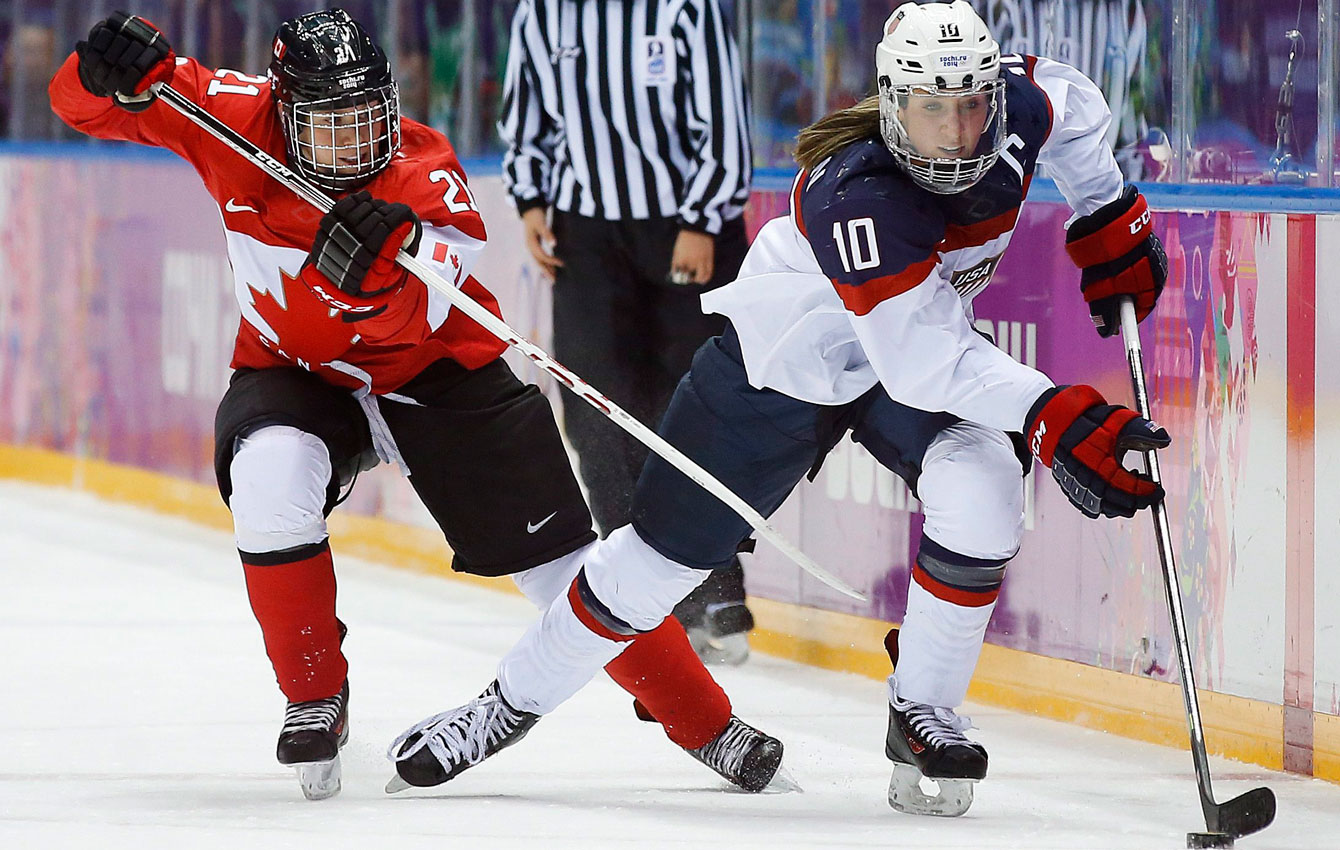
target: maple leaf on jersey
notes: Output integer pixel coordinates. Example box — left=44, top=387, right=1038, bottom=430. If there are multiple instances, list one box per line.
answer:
left=247, top=268, right=357, bottom=367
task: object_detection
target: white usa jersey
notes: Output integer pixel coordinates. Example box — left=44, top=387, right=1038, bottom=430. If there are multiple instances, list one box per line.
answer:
left=702, top=55, right=1124, bottom=432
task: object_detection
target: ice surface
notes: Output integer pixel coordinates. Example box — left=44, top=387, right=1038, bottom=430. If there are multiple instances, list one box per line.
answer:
left=1, top=480, right=1334, bottom=849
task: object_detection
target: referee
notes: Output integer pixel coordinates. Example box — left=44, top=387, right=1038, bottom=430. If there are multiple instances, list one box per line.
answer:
left=499, top=0, right=755, bottom=663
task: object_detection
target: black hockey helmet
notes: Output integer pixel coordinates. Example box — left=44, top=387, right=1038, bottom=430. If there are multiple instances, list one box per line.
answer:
left=269, top=8, right=400, bottom=190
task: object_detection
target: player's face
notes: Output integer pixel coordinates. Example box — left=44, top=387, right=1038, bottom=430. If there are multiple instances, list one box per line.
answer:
left=295, top=104, right=390, bottom=177
left=898, top=91, right=990, bottom=160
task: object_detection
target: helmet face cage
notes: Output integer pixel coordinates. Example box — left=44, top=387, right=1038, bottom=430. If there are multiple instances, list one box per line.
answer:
left=269, top=9, right=400, bottom=191
left=878, top=76, right=1006, bottom=195
left=277, top=81, right=401, bottom=190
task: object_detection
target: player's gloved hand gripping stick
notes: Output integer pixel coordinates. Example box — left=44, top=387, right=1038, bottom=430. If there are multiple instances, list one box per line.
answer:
left=1119, top=298, right=1275, bottom=849
left=148, top=81, right=865, bottom=602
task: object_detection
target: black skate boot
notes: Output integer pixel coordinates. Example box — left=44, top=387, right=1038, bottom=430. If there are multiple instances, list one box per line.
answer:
left=277, top=679, right=349, bottom=801
left=385, top=680, right=539, bottom=792
left=687, top=716, right=785, bottom=792
left=673, top=558, right=754, bottom=665
left=884, top=696, right=987, bottom=817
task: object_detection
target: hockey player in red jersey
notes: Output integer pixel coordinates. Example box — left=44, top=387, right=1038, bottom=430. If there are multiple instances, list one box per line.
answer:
left=49, top=8, right=782, bottom=800
left=396, top=0, right=1170, bottom=816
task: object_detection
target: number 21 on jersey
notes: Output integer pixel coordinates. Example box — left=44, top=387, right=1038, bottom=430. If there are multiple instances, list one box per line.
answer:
left=206, top=69, right=267, bottom=97
left=430, top=169, right=478, bottom=214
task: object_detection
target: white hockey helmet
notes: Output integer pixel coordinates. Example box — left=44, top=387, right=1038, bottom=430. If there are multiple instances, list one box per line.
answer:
left=875, top=1, right=1005, bottom=194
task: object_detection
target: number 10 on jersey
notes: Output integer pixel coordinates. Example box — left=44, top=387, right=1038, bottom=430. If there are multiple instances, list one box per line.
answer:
left=833, top=217, right=881, bottom=272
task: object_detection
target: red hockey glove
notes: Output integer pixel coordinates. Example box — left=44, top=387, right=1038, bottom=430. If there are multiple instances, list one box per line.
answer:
left=1065, top=185, right=1168, bottom=338
left=302, top=191, right=422, bottom=313
left=75, top=11, right=176, bottom=112
left=1025, top=385, right=1170, bottom=519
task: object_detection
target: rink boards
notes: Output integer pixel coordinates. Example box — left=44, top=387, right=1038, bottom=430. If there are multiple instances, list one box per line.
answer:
left=0, top=148, right=1335, bottom=782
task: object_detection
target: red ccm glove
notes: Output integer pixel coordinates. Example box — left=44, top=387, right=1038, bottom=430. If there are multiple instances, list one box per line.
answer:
left=299, top=190, right=423, bottom=315
left=1065, top=186, right=1168, bottom=338
left=1025, top=385, right=1170, bottom=519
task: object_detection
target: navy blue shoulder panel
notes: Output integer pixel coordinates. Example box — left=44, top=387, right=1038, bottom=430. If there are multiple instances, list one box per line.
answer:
left=1000, top=54, right=1053, bottom=165
left=935, top=54, right=1052, bottom=228
left=797, top=138, right=946, bottom=285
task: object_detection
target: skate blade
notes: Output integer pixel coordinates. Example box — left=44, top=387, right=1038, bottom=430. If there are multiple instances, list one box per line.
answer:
left=762, top=763, right=803, bottom=794
left=887, top=763, right=974, bottom=817
left=295, top=756, right=342, bottom=801
left=687, top=627, right=750, bottom=666
left=701, top=632, right=750, bottom=666
left=385, top=773, right=412, bottom=794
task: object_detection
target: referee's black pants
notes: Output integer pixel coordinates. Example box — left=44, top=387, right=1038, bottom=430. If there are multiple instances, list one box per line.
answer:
left=550, top=212, right=749, bottom=537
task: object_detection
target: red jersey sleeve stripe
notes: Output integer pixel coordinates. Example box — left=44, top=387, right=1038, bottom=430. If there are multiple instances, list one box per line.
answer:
left=938, top=207, right=1020, bottom=253
left=833, top=257, right=937, bottom=316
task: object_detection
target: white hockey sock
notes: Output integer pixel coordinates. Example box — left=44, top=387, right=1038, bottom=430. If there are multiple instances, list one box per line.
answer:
left=496, top=589, right=628, bottom=715
left=496, top=526, right=710, bottom=715
left=891, top=574, right=996, bottom=708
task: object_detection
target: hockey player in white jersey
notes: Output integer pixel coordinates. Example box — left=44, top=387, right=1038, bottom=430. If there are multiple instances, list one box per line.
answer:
left=391, top=1, right=1169, bottom=814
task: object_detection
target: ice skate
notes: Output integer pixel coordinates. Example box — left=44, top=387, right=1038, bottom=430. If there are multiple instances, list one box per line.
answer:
left=674, top=560, right=754, bottom=666
left=385, top=680, right=539, bottom=792
left=884, top=696, right=987, bottom=817
left=687, top=716, right=788, bottom=793
left=277, top=680, right=349, bottom=801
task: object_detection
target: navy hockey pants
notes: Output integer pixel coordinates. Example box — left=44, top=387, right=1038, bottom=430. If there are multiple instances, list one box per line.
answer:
left=632, top=325, right=969, bottom=570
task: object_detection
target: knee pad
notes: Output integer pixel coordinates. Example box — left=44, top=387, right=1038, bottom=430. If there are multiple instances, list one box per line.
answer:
left=229, top=425, right=332, bottom=553
left=917, top=421, right=1023, bottom=560
left=579, top=526, right=711, bottom=633
left=512, top=540, right=598, bottom=609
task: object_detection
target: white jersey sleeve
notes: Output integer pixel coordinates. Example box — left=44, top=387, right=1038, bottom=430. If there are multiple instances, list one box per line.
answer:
left=1031, top=56, right=1125, bottom=217
left=716, top=142, right=1056, bottom=432
left=847, top=274, right=1053, bottom=433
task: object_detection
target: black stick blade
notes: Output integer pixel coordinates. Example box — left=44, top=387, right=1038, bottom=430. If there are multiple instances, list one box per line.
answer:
left=1208, top=786, right=1276, bottom=839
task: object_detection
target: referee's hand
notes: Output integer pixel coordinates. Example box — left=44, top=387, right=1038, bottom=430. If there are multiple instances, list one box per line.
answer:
left=522, top=207, right=563, bottom=281
left=668, top=230, right=714, bottom=285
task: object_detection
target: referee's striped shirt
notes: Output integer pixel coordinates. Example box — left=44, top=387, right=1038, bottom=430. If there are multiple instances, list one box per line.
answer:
left=499, top=0, right=752, bottom=236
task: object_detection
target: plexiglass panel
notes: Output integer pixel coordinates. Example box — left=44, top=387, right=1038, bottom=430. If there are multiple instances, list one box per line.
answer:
left=3, top=0, right=1337, bottom=184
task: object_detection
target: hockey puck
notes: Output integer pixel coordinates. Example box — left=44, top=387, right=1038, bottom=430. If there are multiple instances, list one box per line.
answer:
left=1186, top=832, right=1234, bottom=849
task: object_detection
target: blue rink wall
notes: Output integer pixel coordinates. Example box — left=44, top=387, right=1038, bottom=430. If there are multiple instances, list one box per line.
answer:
left=1, top=145, right=1337, bottom=781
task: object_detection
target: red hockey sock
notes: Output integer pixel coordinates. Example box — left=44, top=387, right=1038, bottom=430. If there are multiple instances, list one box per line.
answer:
left=603, top=616, right=732, bottom=750
left=240, top=541, right=347, bottom=703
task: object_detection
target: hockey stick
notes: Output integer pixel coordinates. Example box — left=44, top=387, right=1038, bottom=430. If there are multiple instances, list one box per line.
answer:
left=150, top=82, right=865, bottom=602
left=1118, top=299, right=1275, bottom=848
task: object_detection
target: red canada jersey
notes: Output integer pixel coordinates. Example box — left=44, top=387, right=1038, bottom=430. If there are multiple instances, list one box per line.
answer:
left=50, top=54, right=508, bottom=394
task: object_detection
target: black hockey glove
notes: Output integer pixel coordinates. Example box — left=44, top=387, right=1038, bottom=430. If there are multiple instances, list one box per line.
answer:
left=1065, top=185, right=1168, bottom=338
left=1025, top=385, right=1170, bottom=519
left=75, top=11, right=176, bottom=112
left=300, top=191, right=423, bottom=314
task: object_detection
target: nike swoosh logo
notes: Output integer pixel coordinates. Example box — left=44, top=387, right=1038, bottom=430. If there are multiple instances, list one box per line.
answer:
left=526, top=511, right=558, bottom=534
left=225, top=198, right=258, bottom=213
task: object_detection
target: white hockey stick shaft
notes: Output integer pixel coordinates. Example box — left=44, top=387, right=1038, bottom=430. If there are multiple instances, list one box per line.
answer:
left=151, top=82, right=865, bottom=601
left=1120, top=299, right=1277, bottom=841
left=1118, top=300, right=1217, bottom=806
